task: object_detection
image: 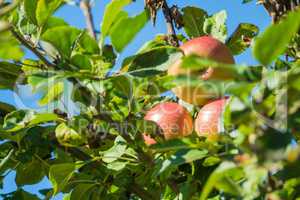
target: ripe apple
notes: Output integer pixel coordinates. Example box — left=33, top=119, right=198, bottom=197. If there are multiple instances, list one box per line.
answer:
left=143, top=102, right=193, bottom=145
left=168, top=36, right=235, bottom=105
left=194, top=98, right=228, bottom=139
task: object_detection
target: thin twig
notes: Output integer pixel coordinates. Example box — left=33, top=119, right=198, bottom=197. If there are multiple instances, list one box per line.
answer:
left=161, top=0, right=179, bottom=47
left=10, top=28, right=55, bottom=68
left=80, top=0, right=96, bottom=39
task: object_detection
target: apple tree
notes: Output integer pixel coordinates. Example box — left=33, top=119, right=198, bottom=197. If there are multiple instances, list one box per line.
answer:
left=0, top=0, right=300, bottom=199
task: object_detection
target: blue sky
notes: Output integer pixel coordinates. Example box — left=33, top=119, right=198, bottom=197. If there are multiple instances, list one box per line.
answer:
left=0, top=0, right=271, bottom=199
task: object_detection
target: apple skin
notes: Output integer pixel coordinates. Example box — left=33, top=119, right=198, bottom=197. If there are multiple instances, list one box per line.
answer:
left=194, top=98, right=228, bottom=139
left=143, top=102, right=193, bottom=145
left=168, top=36, right=235, bottom=105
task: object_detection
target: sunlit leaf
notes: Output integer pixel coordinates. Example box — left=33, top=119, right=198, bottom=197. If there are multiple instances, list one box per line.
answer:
left=182, top=6, right=208, bottom=38
left=110, top=10, right=149, bottom=52
left=100, top=0, right=131, bottom=45
left=36, top=0, right=63, bottom=26
left=253, top=10, right=300, bottom=65
left=101, top=136, right=127, bottom=163
left=226, top=23, right=259, bottom=55
left=55, top=123, right=87, bottom=147
left=203, top=10, right=227, bottom=42
left=42, top=26, right=81, bottom=59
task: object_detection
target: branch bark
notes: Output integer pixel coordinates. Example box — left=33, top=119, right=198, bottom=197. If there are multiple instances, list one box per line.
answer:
left=162, top=0, right=179, bottom=47
left=80, top=0, right=96, bottom=39
left=10, top=28, right=55, bottom=68
left=261, top=0, right=300, bottom=23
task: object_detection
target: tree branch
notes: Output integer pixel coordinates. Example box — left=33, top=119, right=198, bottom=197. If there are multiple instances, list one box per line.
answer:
left=260, top=0, right=300, bottom=23
left=80, top=0, right=96, bottom=39
left=10, top=28, right=55, bottom=68
left=162, top=0, right=179, bottom=47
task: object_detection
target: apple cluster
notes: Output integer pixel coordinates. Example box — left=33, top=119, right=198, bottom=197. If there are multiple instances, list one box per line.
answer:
left=143, top=36, right=234, bottom=145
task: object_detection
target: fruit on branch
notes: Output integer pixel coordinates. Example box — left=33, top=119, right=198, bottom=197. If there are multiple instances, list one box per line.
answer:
left=168, top=36, right=235, bottom=105
left=194, top=98, right=228, bottom=139
left=143, top=102, right=193, bottom=145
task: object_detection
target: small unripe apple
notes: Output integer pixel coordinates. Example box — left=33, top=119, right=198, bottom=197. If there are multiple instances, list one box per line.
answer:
left=194, top=98, right=228, bottom=139
left=168, top=36, right=235, bottom=105
left=143, top=102, right=193, bottom=145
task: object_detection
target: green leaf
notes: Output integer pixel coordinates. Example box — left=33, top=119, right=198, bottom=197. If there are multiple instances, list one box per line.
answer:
left=101, top=136, right=127, bottom=163
left=49, top=163, right=75, bottom=195
left=253, top=10, right=300, bottom=65
left=0, top=102, right=15, bottom=118
left=15, top=159, right=44, bottom=186
left=151, top=138, right=202, bottom=152
left=182, top=6, right=208, bottom=38
left=3, top=110, right=58, bottom=132
left=55, top=123, right=87, bottom=147
left=3, top=110, right=35, bottom=132
left=226, top=23, right=259, bottom=55
left=110, top=10, right=149, bottom=52
left=29, top=113, right=59, bottom=125
left=24, top=0, right=38, bottom=24
left=43, top=16, right=68, bottom=31
left=109, top=74, right=133, bottom=98
left=0, top=32, right=24, bottom=60
left=70, top=54, right=92, bottom=70
left=36, top=0, right=63, bottom=26
left=203, top=156, right=221, bottom=167
left=158, top=149, right=208, bottom=175
left=63, top=194, right=71, bottom=200
left=134, top=35, right=169, bottom=54
left=10, top=189, right=40, bottom=200
left=0, top=61, right=22, bottom=89
left=122, top=46, right=182, bottom=72
left=38, top=81, right=64, bottom=106
left=107, top=161, right=127, bottom=171
left=0, top=149, right=15, bottom=175
left=200, top=162, right=244, bottom=200
left=42, top=26, right=81, bottom=59
left=204, top=10, right=227, bottom=42
left=100, top=0, right=131, bottom=45
left=78, top=32, right=100, bottom=54
left=70, top=184, right=95, bottom=200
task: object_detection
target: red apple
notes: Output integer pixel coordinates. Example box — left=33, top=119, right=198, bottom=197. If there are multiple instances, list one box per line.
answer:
left=194, top=98, right=228, bottom=139
left=168, top=36, right=235, bottom=105
left=143, top=102, right=193, bottom=145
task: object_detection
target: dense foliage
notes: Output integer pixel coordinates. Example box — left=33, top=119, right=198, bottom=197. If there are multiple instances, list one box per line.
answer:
left=0, top=0, right=300, bottom=199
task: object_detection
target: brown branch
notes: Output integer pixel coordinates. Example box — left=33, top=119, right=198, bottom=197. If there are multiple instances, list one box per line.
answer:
left=162, top=0, right=179, bottom=47
left=80, top=0, right=96, bottom=39
left=10, top=28, right=55, bottom=68
left=261, top=0, right=300, bottom=23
